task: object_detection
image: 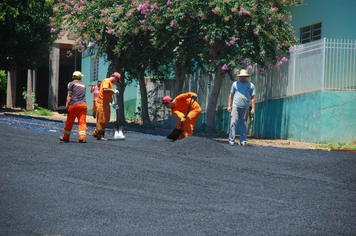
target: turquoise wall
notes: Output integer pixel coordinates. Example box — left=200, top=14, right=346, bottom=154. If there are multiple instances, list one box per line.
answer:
left=320, top=91, right=356, bottom=143
left=81, top=54, right=138, bottom=120
left=253, top=91, right=356, bottom=144
left=289, top=0, right=356, bottom=39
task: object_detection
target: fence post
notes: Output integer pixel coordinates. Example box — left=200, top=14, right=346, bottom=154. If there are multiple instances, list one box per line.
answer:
left=292, top=45, right=296, bottom=95
left=321, top=38, right=326, bottom=91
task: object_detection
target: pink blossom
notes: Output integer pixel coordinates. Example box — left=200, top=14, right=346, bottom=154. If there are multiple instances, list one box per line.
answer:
left=89, top=16, right=93, bottom=19
left=247, top=65, right=253, bottom=69
left=281, top=57, right=288, bottom=62
left=53, top=7, right=58, bottom=12
left=238, top=8, right=250, bottom=16
left=284, top=21, right=289, bottom=25
left=270, top=7, right=277, bottom=12
left=105, top=27, right=114, bottom=34
left=222, top=64, right=228, bottom=70
left=167, top=0, right=172, bottom=5
left=140, top=20, right=146, bottom=24
left=50, top=28, right=56, bottom=33
left=257, top=68, right=264, bottom=74
left=260, top=51, right=266, bottom=57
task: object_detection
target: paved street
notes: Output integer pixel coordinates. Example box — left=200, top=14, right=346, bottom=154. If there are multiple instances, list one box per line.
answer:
left=0, top=115, right=355, bottom=235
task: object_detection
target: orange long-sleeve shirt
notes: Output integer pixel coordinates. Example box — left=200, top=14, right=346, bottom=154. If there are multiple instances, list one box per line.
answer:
left=172, top=92, right=201, bottom=119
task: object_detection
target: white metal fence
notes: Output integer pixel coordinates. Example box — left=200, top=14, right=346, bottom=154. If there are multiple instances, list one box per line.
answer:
left=149, top=38, right=356, bottom=118
left=249, top=38, right=356, bottom=102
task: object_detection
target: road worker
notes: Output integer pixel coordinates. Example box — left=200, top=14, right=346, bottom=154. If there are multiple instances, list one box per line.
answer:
left=92, top=72, right=121, bottom=140
left=60, top=71, right=87, bottom=143
left=163, top=92, right=201, bottom=140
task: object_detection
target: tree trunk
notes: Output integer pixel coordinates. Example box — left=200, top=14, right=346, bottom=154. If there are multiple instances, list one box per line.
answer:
left=206, top=65, right=224, bottom=133
left=6, top=70, right=17, bottom=108
left=137, top=69, right=151, bottom=126
left=172, top=65, right=187, bottom=97
left=116, top=72, right=126, bottom=125
left=26, top=69, right=34, bottom=110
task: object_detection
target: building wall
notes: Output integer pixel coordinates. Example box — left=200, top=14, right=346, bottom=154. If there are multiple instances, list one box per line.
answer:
left=81, top=54, right=138, bottom=120
left=253, top=91, right=356, bottom=144
left=289, top=0, right=356, bottom=39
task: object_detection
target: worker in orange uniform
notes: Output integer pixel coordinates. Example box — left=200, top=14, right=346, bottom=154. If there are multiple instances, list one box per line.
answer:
left=90, top=80, right=101, bottom=118
left=92, top=72, right=121, bottom=140
left=60, top=71, right=88, bottom=143
left=163, top=92, right=201, bottom=140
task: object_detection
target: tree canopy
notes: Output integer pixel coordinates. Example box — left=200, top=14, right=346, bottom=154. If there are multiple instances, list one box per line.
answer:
left=0, top=0, right=56, bottom=70
left=52, top=0, right=303, bottom=128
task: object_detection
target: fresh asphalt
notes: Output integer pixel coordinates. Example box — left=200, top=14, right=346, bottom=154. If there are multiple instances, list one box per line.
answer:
left=0, top=115, right=355, bottom=235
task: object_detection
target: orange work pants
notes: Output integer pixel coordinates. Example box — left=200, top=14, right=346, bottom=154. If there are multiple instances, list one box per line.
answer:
left=92, top=102, right=110, bottom=138
left=63, top=103, right=87, bottom=141
left=92, top=100, right=97, bottom=116
left=176, top=107, right=202, bottom=140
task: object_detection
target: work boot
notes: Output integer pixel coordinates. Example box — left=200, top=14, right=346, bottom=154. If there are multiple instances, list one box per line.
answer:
left=59, top=136, right=69, bottom=143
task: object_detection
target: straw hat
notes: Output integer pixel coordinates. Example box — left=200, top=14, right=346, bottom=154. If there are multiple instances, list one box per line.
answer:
left=237, top=69, right=250, bottom=77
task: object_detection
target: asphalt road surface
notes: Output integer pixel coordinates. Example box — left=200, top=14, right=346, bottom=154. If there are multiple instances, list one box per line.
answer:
left=0, top=115, right=355, bottom=235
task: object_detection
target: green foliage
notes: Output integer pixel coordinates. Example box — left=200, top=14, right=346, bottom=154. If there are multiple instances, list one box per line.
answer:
left=314, top=143, right=356, bottom=150
left=22, top=87, right=38, bottom=109
left=52, top=0, right=304, bottom=125
left=0, top=70, right=6, bottom=91
left=24, top=107, right=53, bottom=116
left=0, top=0, right=56, bottom=70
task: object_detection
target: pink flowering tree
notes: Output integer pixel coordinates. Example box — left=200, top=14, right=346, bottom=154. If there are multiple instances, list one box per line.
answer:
left=176, top=0, right=304, bottom=131
left=52, top=0, right=303, bottom=129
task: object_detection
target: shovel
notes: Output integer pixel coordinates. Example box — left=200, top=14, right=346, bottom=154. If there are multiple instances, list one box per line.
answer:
left=167, top=97, right=196, bottom=141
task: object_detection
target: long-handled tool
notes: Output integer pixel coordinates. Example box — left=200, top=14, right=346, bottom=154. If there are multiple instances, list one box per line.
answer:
left=111, top=91, right=125, bottom=140
left=167, top=97, right=196, bottom=141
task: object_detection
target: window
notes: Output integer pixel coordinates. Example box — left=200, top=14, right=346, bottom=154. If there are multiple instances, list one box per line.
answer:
left=300, top=22, right=322, bottom=44
left=92, top=58, right=99, bottom=82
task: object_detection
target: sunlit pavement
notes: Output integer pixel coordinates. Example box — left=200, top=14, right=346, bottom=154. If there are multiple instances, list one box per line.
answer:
left=1, top=114, right=355, bottom=235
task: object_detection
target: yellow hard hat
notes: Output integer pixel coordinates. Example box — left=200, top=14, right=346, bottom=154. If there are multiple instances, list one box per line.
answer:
left=72, top=71, right=84, bottom=79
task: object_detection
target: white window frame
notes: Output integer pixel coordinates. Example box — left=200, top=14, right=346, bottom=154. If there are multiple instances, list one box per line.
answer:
left=92, top=58, right=99, bottom=82
left=300, top=22, right=322, bottom=44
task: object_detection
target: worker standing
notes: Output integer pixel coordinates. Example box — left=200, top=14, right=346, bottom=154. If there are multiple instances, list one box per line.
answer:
left=90, top=80, right=101, bottom=118
left=92, top=72, right=121, bottom=140
left=59, top=71, right=87, bottom=143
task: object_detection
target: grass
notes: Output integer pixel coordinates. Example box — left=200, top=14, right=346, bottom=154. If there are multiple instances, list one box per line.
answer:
left=24, top=107, right=53, bottom=116
left=313, top=142, right=356, bottom=150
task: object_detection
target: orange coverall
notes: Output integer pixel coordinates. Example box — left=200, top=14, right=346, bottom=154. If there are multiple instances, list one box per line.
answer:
left=92, top=78, right=113, bottom=139
left=172, top=92, right=202, bottom=140
left=62, top=80, right=87, bottom=141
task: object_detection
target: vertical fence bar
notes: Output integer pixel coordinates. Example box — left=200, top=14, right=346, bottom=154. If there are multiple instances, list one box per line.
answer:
left=321, top=38, right=326, bottom=90
left=292, top=45, right=296, bottom=95
left=354, top=40, right=356, bottom=89
left=342, top=39, right=345, bottom=90
left=345, top=39, right=351, bottom=91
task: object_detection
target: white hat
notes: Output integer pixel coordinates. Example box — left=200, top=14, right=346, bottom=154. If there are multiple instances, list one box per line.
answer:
left=237, top=69, right=250, bottom=77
